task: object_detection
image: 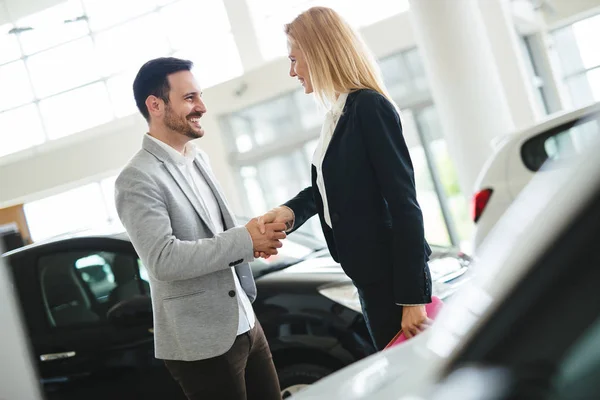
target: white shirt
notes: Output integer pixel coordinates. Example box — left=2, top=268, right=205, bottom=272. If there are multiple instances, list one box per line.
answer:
left=147, top=134, right=255, bottom=335
left=312, top=93, right=348, bottom=228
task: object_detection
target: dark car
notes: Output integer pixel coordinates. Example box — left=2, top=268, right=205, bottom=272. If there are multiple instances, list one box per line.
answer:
left=2, top=230, right=470, bottom=399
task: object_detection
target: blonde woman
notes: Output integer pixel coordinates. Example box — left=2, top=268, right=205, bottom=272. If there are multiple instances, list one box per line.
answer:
left=257, top=7, right=433, bottom=350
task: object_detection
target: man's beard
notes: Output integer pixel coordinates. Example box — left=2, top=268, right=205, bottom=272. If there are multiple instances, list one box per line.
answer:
left=164, top=105, right=202, bottom=139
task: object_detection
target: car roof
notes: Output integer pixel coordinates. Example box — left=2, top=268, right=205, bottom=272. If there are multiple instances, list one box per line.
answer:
left=2, top=228, right=128, bottom=258
left=498, top=101, right=600, bottom=143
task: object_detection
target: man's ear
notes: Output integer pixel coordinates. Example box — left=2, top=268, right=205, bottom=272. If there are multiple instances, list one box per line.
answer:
left=145, top=95, right=162, bottom=118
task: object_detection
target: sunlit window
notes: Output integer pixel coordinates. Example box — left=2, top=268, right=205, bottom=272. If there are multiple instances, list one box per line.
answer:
left=248, top=0, right=409, bottom=61
left=552, top=13, right=600, bottom=107
left=161, top=0, right=231, bottom=50
left=94, top=13, right=170, bottom=77
left=16, top=0, right=88, bottom=55
left=39, top=83, right=113, bottom=139
left=27, top=37, right=101, bottom=98
left=173, top=33, right=243, bottom=88
left=572, top=14, right=600, bottom=70
left=0, top=0, right=241, bottom=160
left=0, top=61, right=35, bottom=112
left=24, top=183, right=109, bottom=242
left=0, top=24, right=22, bottom=65
left=83, top=0, right=158, bottom=31
left=106, top=69, right=139, bottom=118
left=0, top=104, right=45, bottom=157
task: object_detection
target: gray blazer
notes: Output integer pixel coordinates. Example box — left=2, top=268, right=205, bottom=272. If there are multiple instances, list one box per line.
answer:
left=115, top=135, right=256, bottom=361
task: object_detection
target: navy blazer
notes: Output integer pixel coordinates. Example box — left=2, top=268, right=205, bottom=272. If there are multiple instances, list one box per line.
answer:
left=284, top=89, right=432, bottom=304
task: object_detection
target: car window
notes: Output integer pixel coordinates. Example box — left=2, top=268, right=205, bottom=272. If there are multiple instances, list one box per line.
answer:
left=521, top=115, right=599, bottom=171
left=552, top=315, right=600, bottom=400
left=39, top=250, right=148, bottom=328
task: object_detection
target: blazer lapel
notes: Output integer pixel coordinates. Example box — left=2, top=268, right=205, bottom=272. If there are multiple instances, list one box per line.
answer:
left=163, top=162, right=217, bottom=235
left=194, top=158, right=237, bottom=230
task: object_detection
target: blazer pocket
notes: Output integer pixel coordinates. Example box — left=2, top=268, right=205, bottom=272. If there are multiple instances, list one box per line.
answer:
left=163, top=289, right=206, bottom=301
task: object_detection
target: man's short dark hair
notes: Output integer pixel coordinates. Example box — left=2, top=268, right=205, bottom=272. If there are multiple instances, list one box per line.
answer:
left=133, top=57, right=194, bottom=122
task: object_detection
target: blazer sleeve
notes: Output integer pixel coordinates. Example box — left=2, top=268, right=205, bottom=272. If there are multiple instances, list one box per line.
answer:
left=283, top=186, right=318, bottom=233
left=356, top=92, right=432, bottom=305
left=114, top=166, right=254, bottom=282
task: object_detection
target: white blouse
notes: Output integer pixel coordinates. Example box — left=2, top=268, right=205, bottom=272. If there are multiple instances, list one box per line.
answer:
left=311, top=93, right=348, bottom=228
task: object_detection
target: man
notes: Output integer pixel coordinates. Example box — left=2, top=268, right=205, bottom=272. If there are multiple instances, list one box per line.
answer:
left=115, top=57, right=284, bottom=400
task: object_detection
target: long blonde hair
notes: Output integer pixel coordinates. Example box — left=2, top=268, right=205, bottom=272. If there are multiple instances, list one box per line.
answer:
left=285, top=6, right=394, bottom=108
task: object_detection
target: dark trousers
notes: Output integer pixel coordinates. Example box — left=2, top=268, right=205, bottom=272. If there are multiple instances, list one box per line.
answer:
left=164, top=321, right=281, bottom=400
left=355, top=280, right=403, bottom=351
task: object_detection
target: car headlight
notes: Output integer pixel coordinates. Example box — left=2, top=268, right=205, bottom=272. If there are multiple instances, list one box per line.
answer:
left=318, top=258, right=470, bottom=312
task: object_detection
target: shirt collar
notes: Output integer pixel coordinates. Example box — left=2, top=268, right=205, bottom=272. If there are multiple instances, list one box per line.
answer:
left=329, top=92, right=348, bottom=119
left=146, top=133, right=197, bottom=166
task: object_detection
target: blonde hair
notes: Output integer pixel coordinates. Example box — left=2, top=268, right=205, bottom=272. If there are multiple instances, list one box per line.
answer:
left=285, top=6, right=394, bottom=108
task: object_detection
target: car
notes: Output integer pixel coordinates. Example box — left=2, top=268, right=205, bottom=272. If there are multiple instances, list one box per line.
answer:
left=2, top=227, right=470, bottom=399
left=290, top=134, right=600, bottom=400
left=471, top=101, right=600, bottom=250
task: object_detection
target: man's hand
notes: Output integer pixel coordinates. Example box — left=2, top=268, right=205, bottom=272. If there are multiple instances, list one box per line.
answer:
left=245, top=218, right=287, bottom=256
left=254, top=207, right=294, bottom=259
left=401, top=305, right=432, bottom=339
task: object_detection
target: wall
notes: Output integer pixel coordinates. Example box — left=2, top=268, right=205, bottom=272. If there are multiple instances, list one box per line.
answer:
left=0, top=11, right=417, bottom=213
left=1, top=0, right=599, bottom=213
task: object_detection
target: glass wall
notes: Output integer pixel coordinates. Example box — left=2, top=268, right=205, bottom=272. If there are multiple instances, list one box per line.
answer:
left=221, top=48, right=472, bottom=248
left=24, top=175, right=121, bottom=242
left=246, top=0, right=410, bottom=61
left=551, top=12, right=600, bottom=108
left=0, top=0, right=242, bottom=159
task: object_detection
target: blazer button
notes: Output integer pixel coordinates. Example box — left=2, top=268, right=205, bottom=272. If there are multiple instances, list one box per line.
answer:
left=229, top=290, right=236, bottom=298
left=331, top=213, right=339, bottom=223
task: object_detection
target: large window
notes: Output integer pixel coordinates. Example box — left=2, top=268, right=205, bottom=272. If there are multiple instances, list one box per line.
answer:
left=221, top=48, right=472, bottom=248
left=552, top=13, right=600, bottom=108
left=24, top=176, right=121, bottom=242
left=0, top=0, right=241, bottom=160
left=247, top=0, right=410, bottom=61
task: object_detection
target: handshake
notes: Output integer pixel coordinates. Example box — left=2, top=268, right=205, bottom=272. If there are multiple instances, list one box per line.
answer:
left=245, top=206, right=295, bottom=259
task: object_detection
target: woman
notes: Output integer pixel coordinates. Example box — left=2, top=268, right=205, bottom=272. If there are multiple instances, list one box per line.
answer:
left=257, top=6, right=433, bottom=350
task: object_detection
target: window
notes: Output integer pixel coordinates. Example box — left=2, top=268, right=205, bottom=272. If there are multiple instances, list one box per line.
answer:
left=0, top=104, right=45, bottom=157
left=83, top=0, right=158, bottom=31
left=16, top=0, right=88, bottom=55
left=24, top=183, right=110, bottom=242
left=173, top=33, right=244, bottom=89
left=0, top=24, right=22, bottom=65
left=106, top=69, right=139, bottom=118
left=94, top=14, right=170, bottom=77
left=248, top=0, right=409, bottom=61
left=39, top=250, right=148, bottom=327
left=521, top=115, right=600, bottom=172
left=161, top=0, right=231, bottom=50
left=0, top=60, right=35, bottom=112
left=27, top=37, right=101, bottom=98
left=552, top=13, right=600, bottom=107
left=39, top=82, right=113, bottom=139
left=0, top=0, right=241, bottom=159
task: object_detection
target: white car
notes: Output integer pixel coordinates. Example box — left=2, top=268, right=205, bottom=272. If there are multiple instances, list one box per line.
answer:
left=290, top=136, right=600, bottom=399
left=471, top=101, right=600, bottom=250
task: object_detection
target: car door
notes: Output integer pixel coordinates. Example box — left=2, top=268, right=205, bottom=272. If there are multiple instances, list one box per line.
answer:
left=443, top=169, right=600, bottom=399
left=26, top=238, right=183, bottom=400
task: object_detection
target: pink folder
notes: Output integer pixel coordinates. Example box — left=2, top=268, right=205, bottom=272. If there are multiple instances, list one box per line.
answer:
left=384, top=296, right=444, bottom=349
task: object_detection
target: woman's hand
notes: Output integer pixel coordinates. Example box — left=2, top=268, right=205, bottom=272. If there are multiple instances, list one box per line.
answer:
left=401, top=305, right=432, bottom=338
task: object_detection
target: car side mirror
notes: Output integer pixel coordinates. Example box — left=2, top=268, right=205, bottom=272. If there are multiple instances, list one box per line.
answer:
left=107, top=295, right=153, bottom=327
